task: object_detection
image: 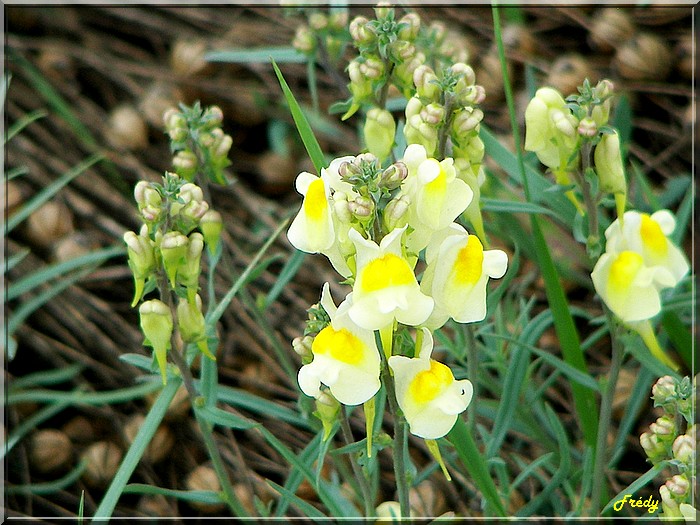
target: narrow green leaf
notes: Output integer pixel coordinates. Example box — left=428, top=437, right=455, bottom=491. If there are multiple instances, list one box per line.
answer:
left=5, top=248, right=31, bottom=273
left=8, top=245, right=124, bottom=300
left=274, top=432, right=324, bottom=518
left=266, top=480, right=328, bottom=520
left=264, top=249, right=306, bottom=309
left=3, top=400, right=71, bottom=459
left=5, top=109, right=48, bottom=143
left=447, top=418, right=506, bottom=517
left=6, top=153, right=104, bottom=233
left=509, top=452, right=554, bottom=492
left=6, top=459, right=87, bottom=495
left=9, top=363, right=84, bottom=392
left=480, top=198, right=554, bottom=216
left=118, top=353, right=153, bottom=372
left=93, top=378, right=183, bottom=520
left=7, top=381, right=162, bottom=406
left=122, top=484, right=224, bottom=505
left=6, top=166, right=29, bottom=180
left=195, top=406, right=259, bottom=430
left=272, top=60, right=325, bottom=173
left=669, top=182, right=693, bottom=246
left=661, top=311, right=692, bottom=370
left=206, top=47, right=307, bottom=64
left=601, top=462, right=668, bottom=515
left=216, top=385, right=311, bottom=429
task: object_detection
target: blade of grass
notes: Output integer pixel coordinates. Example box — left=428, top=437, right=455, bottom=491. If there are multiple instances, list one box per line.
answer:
left=264, top=250, right=306, bottom=309
left=5, top=109, right=48, bottom=143
left=6, top=153, right=104, bottom=233
left=5, top=248, right=31, bottom=273
left=8, top=363, right=84, bottom=392
left=206, top=46, right=307, bottom=64
left=274, top=432, right=324, bottom=517
left=194, top=405, right=259, bottom=430
left=272, top=60, right=325, bottom=173
left=216, top=385, right=311, bottom=430
left=8, top=245, right=124, bottom=300
left=6, top=459, right=88, bottom=495
left=266, top=479, right=328, bottom=520
left=492, top=5, right=599, bottom=448
left=480, top=197, right=555, bottom=216
left=661, top=311, right=692, bottom=370
left=122, top=484, right=224, bottom=505
left=447, top=418, right=506, bottom=517
left=93, top=378, right=182, bottom=521
left=6, top=166, right=30, bottom=180
left=601, top=462, right=668, bottom=515
left=7, top=381, right=162, bottom=406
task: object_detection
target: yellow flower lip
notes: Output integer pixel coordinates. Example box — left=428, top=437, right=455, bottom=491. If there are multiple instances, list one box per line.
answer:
left=408, top=360, right=454, bottom=404
left=608, top=250, right=644, bottom=290
left=452, top=235, right=484, bottom=286
left=312, top=325, right=364, bottom=365
left=360, top=253, right=415, bottom=293
left=303, top=178, right=327, bottom=221
left=640, top=214, right=667, bottom=256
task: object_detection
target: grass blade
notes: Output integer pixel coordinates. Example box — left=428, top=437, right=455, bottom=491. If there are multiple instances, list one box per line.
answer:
left=6, top=153, right=104, bottom=233
left=206, top=46, right=307, bottom=64
left=447, top=418, right=506, bottom=517
left=267, top=479, right=328, bottom=520
left=8, top=363, right=84, bottom=392
left=3, top=400, right=72, bottom=459
left=264, top=249, right=306, bottom=309
left=93, top=378, right=183, bottom=521
left=122, top=484, right=224, bottom=505
left=7, top=381, right=162, bottom=406
left=601, top=462, right=668, bottom=515
left=5, top=109, right=48, bottom=143
left=272, top=60, right=325, bottom=173
left=6, top=460, right=88, bottom=495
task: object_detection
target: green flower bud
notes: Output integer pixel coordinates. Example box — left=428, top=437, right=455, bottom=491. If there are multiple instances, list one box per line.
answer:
left=672, top=434, right=694, bottom=464
left=428, top=21, right=446, bottom=44
left=640, top=431, right=667, bottom=463
left=374, top=3, right=392, bottom=20
left=379, top=162, right=408, bottom=191
left=329, top=11, right=348, bottom=31
left=349, top=16, right=374, bottom=46
left=177, top=232, right=204, bottom=302
left=652, top=375, right=677, bottom=406
left=420, top=103, right=445, bottom=126
left=177, top=294, right=215, bottom=361
left=292, top=335, right=314, bottom=364
left=359, top=57, right=384, bottom=80
left=394, top=53, right=426, bottom=95
left=405, top=96, right=423, bottom=120
left=364, top=108, right=396, bottom=161
left=452, top=107, right=483, bottom=143
left=650, top=415, right=676, bottom=441
left=200, top=209, right=223, bottom=253
left=398, top=13, right=421, bottom=40
left=204, top=105, right=224, bottom=126
left=173, top=150, right=198, bottom=180
left=134, top=181, right=163, bottom=222
left=404, top=114, right=438, bottom=157
left=314, top=390, right=340, bottom=441
left=172, top=183, right=204, bottom=213
left=348, top=195, right=375, bottom=220
left=139, top=299, right=173, bottom=385
left=168, top=126, right=188, bottom=142
left=163, top=108, right=185, bottom=132
left=450, top=62, right=476, bottom=92
left=160, top=231, right=189, bottom=288
left=660, top=486, right=682, bottom=518
left=332, top=192, right=353, bottom=223
left=124, top=230, right=156, bottom=307
left=594, top=131, right=626, bottom=221
left=551, top=109, right=577, bottom=137
left=293, top=25, right=316, bottom=54
left=413, top=65, right=439, bottom=101
left=383, top=194, right=410, bottom=232
left=666, top=475, right=690, bottom=498
left=389, top=40, right=416, bottom=62
left=212, top=133, right=232, bottom=159
left=577, top=117, right=597, bottom=137
left=308, top=12, right=328, bottom=31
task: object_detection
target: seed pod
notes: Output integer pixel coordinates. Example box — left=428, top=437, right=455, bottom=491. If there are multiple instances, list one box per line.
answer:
left=51, top=232, right=92, bottom=262
left=588, top=9, right=635, bottom=53
left=170, top=39, right=209, bottom=77
left=25, top=200, right=75, bottom=249
left=81, top=441, right=123, bottom=487
left=30, top=429, right=72, bottom=473
left=614, top=33, right=672, bottom=81
left=6, top=181, right=25, bottom=217
left=186, top=464, right=226, bottom=512
left=105, top=105, right=148, bottom=151
left=62, top=415, right=95, bottom=443
left=409, top=479, right=447, bottom=517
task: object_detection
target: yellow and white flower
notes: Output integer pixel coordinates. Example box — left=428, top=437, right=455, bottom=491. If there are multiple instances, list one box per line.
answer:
left=399, top=144, right=473, bottom=253
left=604, top=210, right=689, bottom=285
left=298, top=283, right=381, bottom=405
left=421, top=224, right=508, bottom=329
left=346, top=226, right=434, bottom=331
left=591, top=249, right=676, bottom=323
left=287, top=172, right=335, bottom=254
left=389, top=328, right=473, bottom=439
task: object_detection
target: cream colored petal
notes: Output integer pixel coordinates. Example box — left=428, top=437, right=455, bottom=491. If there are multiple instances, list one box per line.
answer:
left=650, top=209, right=676, bottom=236
left=417, top=327, right=434, bottom=360
left=297, top=363, right=322, bottom=399
left=407, top=409, right=458, bottom=439
left=483, top=249, right=508, bottom=279
left=394, top=288, right=434, bottom=327
left=319, top=282, right=338, bottom=319
left=328, top=365, right=380, bottom=406
left=438, top=178, right=473, bottom=227
left=425, top=223, right=467, bottom=265
left=524, top=97, right=550, bottom=152
left=403, top=143, right=428, bottom=173
left=295, top=171, right=319, bottom=194
left=435, top=380, right=473, bottom=415
left=287, top=203, right=334, bottom=253
left=348, top=295, right=395, bottom=331
left=379, top=225, right=408, bottom=255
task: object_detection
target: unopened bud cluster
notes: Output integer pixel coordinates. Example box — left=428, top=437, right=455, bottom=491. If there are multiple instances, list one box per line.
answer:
left=639, top=375, right=697, bottom=519
left=292, top=9, right=348, bottom=65
left=125, top=172, right=222, bottom=384
left=163, top=102, right=232, bottom=185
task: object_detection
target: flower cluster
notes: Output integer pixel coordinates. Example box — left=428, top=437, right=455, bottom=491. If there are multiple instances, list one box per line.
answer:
left=163, top=102, right=232, bottom=185
left=639, top=375, right=697, bottom=521
left=591, top=210, right=689, bottom=368
left=289, top=144, right=507, bottom=440
left=290, top=8, right=349, bottom=66
left=125, top=173, right=222, bottom=383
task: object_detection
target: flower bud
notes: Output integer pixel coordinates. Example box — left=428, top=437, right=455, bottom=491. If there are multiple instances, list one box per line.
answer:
left=405, top=96, right=424, bottom=120
left=672, top=434, right=694, bottom=464
left=314, top=390, right=340, bottom=441
left=338, top=160, right=362, bottom=181
left=292, top=335, right=314, bottom=363
left=594, top=131, right=627, bottom=198
left=577, top=117, right=597, bottom=137
left=398, top=13, right=421, bottom=40
left=332, top=192, right=353, bottom=223
left=212, top=133, right=232, bottom=159
left=124, top=230, right=156, bottom=306
left=168, top=126, right=188, bottom=142
left=160, top=231, right=189, bottom=288
left=200, top=209, right=223, bottom=253
left=413, top=65, right=439, bottom=101
left=650, top=415, right=676, bottom=438
left=364, top=108, right=396, bottom=161
left=177, top=294, right=215, bottom=360
left=380, top=162, right=408, bottom=191
left=666, top=475, right=690, bottom=497
left=428, top=21, right=446, bottom=44
left=551, top=109, right=577, bottom=137
left=404, top=114, right=438, bottom=156
left=177, top=232, right=204, bottom=302
left=466, top=85, right=486, bottom=105
left=329, top=11, right=348, bottom=31
left=139, top=299, right=173, bottom=384
left=348, top=195, right=375, bottom=220
left=359, top=57, right=384, bottom=80
left=163, top=108, right=185, bottom=132
left=349, top=16, right=374, bottom=45
left=383, top=194, right=410, bottom=232
left=652, top=375, right=677, bottom=406
left=660, top=485, right=682, bottom=518
left=452, top=107, right=483, bottom=142
left=390, top=40, right=416, bottom=62
left=173, top=150, right=198, bottom=180
left=374, top=3, right=392, bottom=20
left=420, top=103, right=445, bottom=126
left=640, top=431, right=667, bottom=463
left=450, top=62, right=476, bottom=94
left=134, top=182, right=162, bottom=219
left=308, top=12, right=327, bottom=31
left=293, top=25, right=316, bottom=54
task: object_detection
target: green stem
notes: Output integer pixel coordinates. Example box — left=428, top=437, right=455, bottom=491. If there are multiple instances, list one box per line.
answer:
left=465, top=325, right=478, bottom=435
left=376, top=331, right=410, bottom=518
left=437, top=93, right=455, bottom=160
left=339, top=410, right=375, bottom=517
left=589, top=311, right=624, bottom=516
